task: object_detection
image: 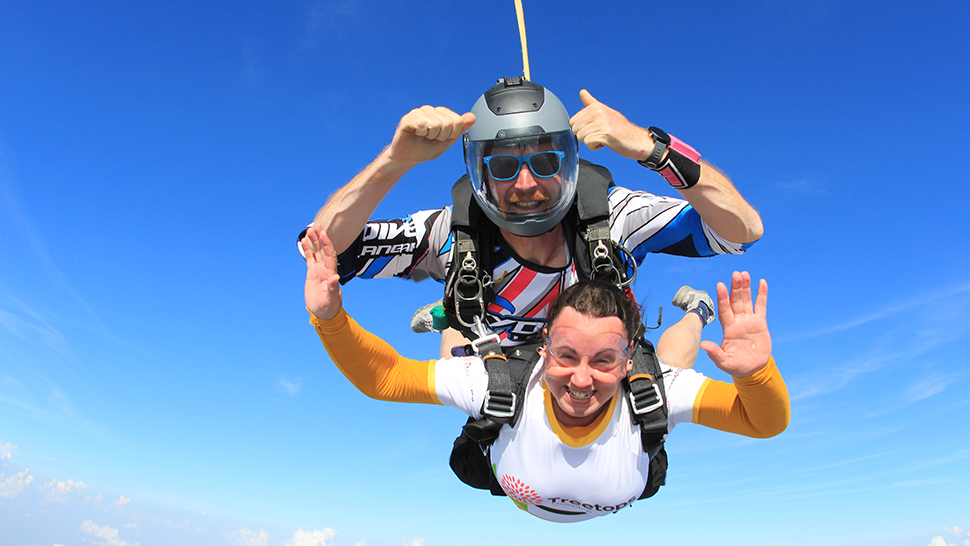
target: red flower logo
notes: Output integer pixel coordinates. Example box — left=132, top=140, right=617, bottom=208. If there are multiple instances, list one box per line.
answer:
left=501, top=474, right=542, bottom=505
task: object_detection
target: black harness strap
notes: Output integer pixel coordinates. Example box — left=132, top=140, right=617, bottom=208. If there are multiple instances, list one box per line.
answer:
left=624, top=338, right=668, bottom=499
left=462, top=342, right=541, bottom=444
left=624, top=339, right=668, bottom=451
left=443, top=176, right=495, bottom=341
left=567, top=160, right=634, bottom=287
left=451, top=342, right=543, bottom=497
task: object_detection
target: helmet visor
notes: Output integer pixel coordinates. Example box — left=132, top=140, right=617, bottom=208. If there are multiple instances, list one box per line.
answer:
left=464, top=130, right=578, bottom=229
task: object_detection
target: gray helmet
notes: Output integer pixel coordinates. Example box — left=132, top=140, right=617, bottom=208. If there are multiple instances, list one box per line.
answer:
left=463, top=77, right=578, bottom=237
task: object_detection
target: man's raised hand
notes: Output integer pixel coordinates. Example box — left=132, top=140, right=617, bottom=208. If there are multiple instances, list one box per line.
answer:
left=387, top=106, right=476, bottom=167
left=569, top=89, right=655, bottom=161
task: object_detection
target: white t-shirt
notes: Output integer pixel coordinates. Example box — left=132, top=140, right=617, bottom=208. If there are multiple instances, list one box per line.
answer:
left=434, top=353, right=707, bottom=522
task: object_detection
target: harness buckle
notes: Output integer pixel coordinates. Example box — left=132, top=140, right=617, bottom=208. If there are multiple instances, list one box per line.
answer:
left=471, top=331, right=502, bottom=354
left=483, top=390, right=516, bottom=419
left=628, top=382, right=663, bottom=415
left=590, top=239, right=621, bottom=284
left=454, top=250, right=487, bottom=328
left=468, top=316, right=500, bottom=348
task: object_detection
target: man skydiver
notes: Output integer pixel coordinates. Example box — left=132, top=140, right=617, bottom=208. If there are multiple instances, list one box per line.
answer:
left=302, top=77, right=763, bottom=366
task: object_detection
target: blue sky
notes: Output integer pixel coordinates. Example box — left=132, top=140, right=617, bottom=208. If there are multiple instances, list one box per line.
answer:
left=1, top=1, right=968, bottom=545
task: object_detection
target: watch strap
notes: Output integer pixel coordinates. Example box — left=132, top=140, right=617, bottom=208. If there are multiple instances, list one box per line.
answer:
left=637, top=136, right=667, bottom=170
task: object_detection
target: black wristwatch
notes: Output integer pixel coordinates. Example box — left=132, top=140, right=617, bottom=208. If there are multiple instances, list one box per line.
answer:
left=637, top=126, right=670, bottom=170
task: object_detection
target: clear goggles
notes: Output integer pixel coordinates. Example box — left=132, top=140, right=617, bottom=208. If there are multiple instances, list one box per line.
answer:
left=463, top=130, right=579, bottom=226
left=543, top=330, right=631, bottom=372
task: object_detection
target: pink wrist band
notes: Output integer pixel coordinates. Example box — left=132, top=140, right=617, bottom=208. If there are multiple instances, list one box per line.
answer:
left=657, top=135, right=702, bottom=190
left=639, top=127, right=702, bottom=190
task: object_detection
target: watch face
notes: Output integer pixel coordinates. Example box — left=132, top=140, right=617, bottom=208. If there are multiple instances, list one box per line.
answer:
left=648, top=126, right=670, bottom=145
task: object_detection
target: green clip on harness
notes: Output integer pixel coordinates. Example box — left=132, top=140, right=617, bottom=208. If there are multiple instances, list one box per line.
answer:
left=443, top=160, right=670, bottom=500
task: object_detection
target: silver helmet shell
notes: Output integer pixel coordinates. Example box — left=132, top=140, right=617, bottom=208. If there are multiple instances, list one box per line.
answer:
left=463, top=78, right=578, bottom=237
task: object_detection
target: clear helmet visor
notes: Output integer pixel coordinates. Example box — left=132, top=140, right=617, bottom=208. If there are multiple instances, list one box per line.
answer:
left=463, top=130, right=579, bottom=237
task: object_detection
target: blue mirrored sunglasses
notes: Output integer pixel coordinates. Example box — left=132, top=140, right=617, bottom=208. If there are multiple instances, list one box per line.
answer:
left=483, top=151, right=565, bottom=181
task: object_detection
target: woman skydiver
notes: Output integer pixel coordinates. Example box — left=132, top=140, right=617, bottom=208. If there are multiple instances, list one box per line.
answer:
left=302, top=224, right=789, bottom=522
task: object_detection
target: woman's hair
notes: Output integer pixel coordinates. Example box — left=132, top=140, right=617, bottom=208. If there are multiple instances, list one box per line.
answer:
left=546, top=281, right=641, bottom=342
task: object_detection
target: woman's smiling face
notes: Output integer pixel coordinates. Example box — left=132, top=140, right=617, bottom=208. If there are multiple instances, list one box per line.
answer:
left=541, top=307, right=632, bottom=428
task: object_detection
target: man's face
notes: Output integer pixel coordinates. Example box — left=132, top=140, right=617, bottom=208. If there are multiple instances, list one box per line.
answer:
left=485, top=143, right=563, bottom=218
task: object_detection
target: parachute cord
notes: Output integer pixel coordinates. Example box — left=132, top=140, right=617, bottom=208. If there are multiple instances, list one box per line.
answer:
left=514, top=0, right=530, bottom=80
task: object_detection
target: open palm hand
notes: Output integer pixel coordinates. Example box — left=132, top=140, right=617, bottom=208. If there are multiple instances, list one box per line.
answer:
left=302, top=224, right=343, bottom=321
left=700, top=271, right=771, bottom=378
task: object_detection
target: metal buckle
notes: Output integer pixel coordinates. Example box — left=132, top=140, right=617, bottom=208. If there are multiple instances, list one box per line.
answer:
left=471, top=332, right=502, bottom=354
left=483, top=391, right=516, bottom=419
left=455, top=251, right=490, bottom=328
left=628, top=383, right=663, bottom=415
left=469, top=316, right=501, bottom=354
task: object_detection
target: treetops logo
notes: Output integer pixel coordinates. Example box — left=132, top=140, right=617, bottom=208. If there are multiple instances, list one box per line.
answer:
left=498, top=470, right=637, bottom=515
left=544, top=495, right=638, bottom=514
left=500, top=474, right=542, bottom=506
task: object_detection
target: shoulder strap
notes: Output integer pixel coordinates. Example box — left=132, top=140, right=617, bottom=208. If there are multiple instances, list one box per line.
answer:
left=449, top=174, right=478, bottom=228
left=623, top=338, right=668, bottom=455
left=443, top=176, right=495, bottom=339
left=461, top=341, right=543, bottom=445
left=571, top=160, right=637, bottom=287
left=449, top=340, right=541, bottom=497
left=624, top=337, right=669, bottom=499
left=575, top=159, right=613, bottom=219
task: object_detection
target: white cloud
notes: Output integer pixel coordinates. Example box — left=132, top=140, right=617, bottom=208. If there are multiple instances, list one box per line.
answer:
left=283, top=528, right=338, bottom=546
left=85, top=494, right=105, bottom=505
left=0, top=468, right=34, bottom=498
left=0, top=171, right=127, bottom=350
left=778, top=177, right=827, bottom=195
left=906, top=372, right=967, bottom=403
left=226, top=528, right=270, bottom=546
left=113, top=495, right=131, bottom=506
left=276, top=377, right=303, bottom=396
left=946, top=527, right=967, bottom=536
left=0, top=442, right=13, bottom=460
left=929, top=537, right=957, bottom=546
left=354, top=542, right=367, bottom=546
left=403, top=540, right=425, bottom=546
left=42, top=478, right=87, bottom=503
left=80, top=520, right=139, bottom=546
left=782, top=282, right=970, bottom=344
